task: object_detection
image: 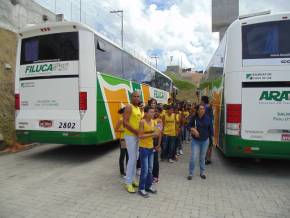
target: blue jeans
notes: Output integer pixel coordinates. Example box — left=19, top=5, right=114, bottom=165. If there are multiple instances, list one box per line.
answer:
left=125, top=135, right=139, bottom=184
left=189, top=138, right=209, bottom=176
left=181, top=126, right=186, bottom=142
left=139, top=147, right=154, bottom=190
left=161, top=135, right=175, bottom=159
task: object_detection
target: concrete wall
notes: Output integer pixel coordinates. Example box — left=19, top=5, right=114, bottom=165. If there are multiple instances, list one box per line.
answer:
left=0, top=0, right=56, bottom=32
left=166, top=65, right=182, bottom=74
left=212, top=0, right=239, bottom=39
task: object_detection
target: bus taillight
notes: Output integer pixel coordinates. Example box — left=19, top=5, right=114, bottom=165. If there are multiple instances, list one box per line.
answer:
left=15, top=94, right=20, bottom=110
left=79, top=92, right=87, bottom=111
left=226, top=104, right=241, bottom=136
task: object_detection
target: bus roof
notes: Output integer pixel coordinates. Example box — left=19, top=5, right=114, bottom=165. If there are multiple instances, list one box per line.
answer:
left=236, top=11, right=290, bottom=25
left=19, top=21, right=172, bottom=83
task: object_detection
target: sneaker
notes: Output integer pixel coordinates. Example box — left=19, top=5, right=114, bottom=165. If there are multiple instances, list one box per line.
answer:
left=187, top=175, right=192, bottom=180
left=125, top=184, right=136, bottom=193
left=200, top=174, right=206, bottom=179
left=152, top=177, right=159, bottom=183
left=146, top=186, right=157, bottom=194
left=176, top=153, right=180, bottom=156
left=168, top=159, right=174, bottom=163
left=121, top=174, right=126, bottom=179
left=152, top=177, right=158, bottom=183
left=179, top=150, right=184, bottom=155
left=138, top=190, right=149, bottom=198
left=132, top=180, right=139, bottom=187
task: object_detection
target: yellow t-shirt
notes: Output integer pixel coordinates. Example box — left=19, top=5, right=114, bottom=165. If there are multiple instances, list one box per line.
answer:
left=161, top=110, right=166, bottom=118
left=163, top=113, right=176, bottom=136
left=124, top=104, right=142, bottom=136
left=183, top=111, right=190, bottom=125
left=119, top=117, right=124, bottom=139
left=139, top=119, right=155, bottom=149
left=183, top=111, right=190, bottom=117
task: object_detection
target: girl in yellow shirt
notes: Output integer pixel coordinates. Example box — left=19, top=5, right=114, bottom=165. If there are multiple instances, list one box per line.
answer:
left=152, top=106, right=163, bottom=183
left=138, top=105, right=160, bottom=198
left=115, top=107, right=128, bottom=177
left=161, top=105, right=176, bottom=163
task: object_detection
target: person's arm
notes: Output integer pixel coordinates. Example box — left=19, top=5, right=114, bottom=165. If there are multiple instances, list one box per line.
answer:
left=209, top=117, right=214, bottom=137
left=115, top=119, right=123, bottom=132
left=189, top=117, right=199, bottom=138
left=123, top=104, right=138, bottom=136
left=161, top=115, right=165, bottom=133
left=138, top=120, right=157, bottom=139
left=156, top=119, right=163, bottom=148
left=187, top=115, right=195, bottom=129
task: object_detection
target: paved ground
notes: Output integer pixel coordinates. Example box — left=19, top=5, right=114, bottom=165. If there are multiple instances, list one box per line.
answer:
left=0, top=141, right=290, bottom=218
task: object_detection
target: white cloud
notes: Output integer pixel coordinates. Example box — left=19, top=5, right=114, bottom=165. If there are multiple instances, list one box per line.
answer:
left=103, top=0, right=218, bottom=71
left=37, top=0, right=290, bottom=71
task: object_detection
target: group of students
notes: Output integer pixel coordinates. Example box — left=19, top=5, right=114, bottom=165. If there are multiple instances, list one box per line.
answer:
left=115, top=91, right=214, bottom=198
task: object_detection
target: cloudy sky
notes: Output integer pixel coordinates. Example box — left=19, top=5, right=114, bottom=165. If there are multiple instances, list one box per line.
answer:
left=37, top=0, right=290, bottom=71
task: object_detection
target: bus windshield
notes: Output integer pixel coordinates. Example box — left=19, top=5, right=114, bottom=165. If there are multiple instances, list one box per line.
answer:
left=242, top=20, right=290, bottom=59
left=20, top=32, right=79, bottom=65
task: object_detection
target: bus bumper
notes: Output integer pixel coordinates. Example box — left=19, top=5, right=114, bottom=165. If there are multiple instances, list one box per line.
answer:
left=223, top=135, right=290, bottom=159
left=16, top=130, right=101, bottom=145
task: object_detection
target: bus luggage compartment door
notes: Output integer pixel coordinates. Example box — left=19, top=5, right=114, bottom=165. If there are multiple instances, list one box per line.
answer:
left=241, top=81, right=290, bottom=142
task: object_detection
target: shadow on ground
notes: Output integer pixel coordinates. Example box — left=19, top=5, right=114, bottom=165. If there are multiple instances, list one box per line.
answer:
left=26, top=141, right=118, bottom=164
left=215, top=148, right=290, bottom=178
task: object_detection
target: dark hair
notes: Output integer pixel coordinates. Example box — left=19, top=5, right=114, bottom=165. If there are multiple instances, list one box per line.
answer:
left=148, top=98, right=157, bottom=106
left=196, top=104, right=205, bottom=111
left=167, top=105, right=174, bottom=110
left=138, top=101, right=144, bottom=107
left=201, top=96, right=209, bottom=104
left=144, top=105, right=153, bottom=113
left=118, top=107, right=125, bottom=114
left=156, top=106, right=162, bottom=113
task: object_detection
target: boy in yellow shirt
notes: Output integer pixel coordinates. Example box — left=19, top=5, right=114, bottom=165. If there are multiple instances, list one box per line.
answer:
left=138, top=105, right=160, bottom=198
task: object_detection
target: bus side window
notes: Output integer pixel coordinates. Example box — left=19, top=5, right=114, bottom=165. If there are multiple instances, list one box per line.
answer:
left=95, top=36, right=122, bottom=78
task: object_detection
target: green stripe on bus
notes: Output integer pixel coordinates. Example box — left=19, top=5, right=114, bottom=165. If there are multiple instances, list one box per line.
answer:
left=223, top=135, right=290, bottom=159
left=100, top=73, right=131, bottom=87
left=16, top=130, right=101, bottom=145
left=96, top=79, right=114, bottom=142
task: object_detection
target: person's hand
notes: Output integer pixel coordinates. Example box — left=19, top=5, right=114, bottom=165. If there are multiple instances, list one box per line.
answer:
left=191, top=128, right=199, bottom=138
left=153, top=129, right=161, bottom=137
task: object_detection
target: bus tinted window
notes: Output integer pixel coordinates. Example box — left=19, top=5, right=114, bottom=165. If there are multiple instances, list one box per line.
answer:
left=21, top=32, right=78, bottom=65
left=95, top=36, right=122, bottom=77
left=242, top=20, right=290, bottom=59
left=153, top=71, right=171, bottom=92
left=94, top=35, right=172, bottom=91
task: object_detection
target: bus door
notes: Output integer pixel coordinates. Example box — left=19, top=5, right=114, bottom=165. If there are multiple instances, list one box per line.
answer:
left=16, top=31, right=81, bottom=132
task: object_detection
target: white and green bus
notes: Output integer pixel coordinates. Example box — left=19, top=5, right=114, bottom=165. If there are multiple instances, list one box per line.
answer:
left=15, top=21, right=173, bottom=145
left=202, top=11, right=290, bottom=159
